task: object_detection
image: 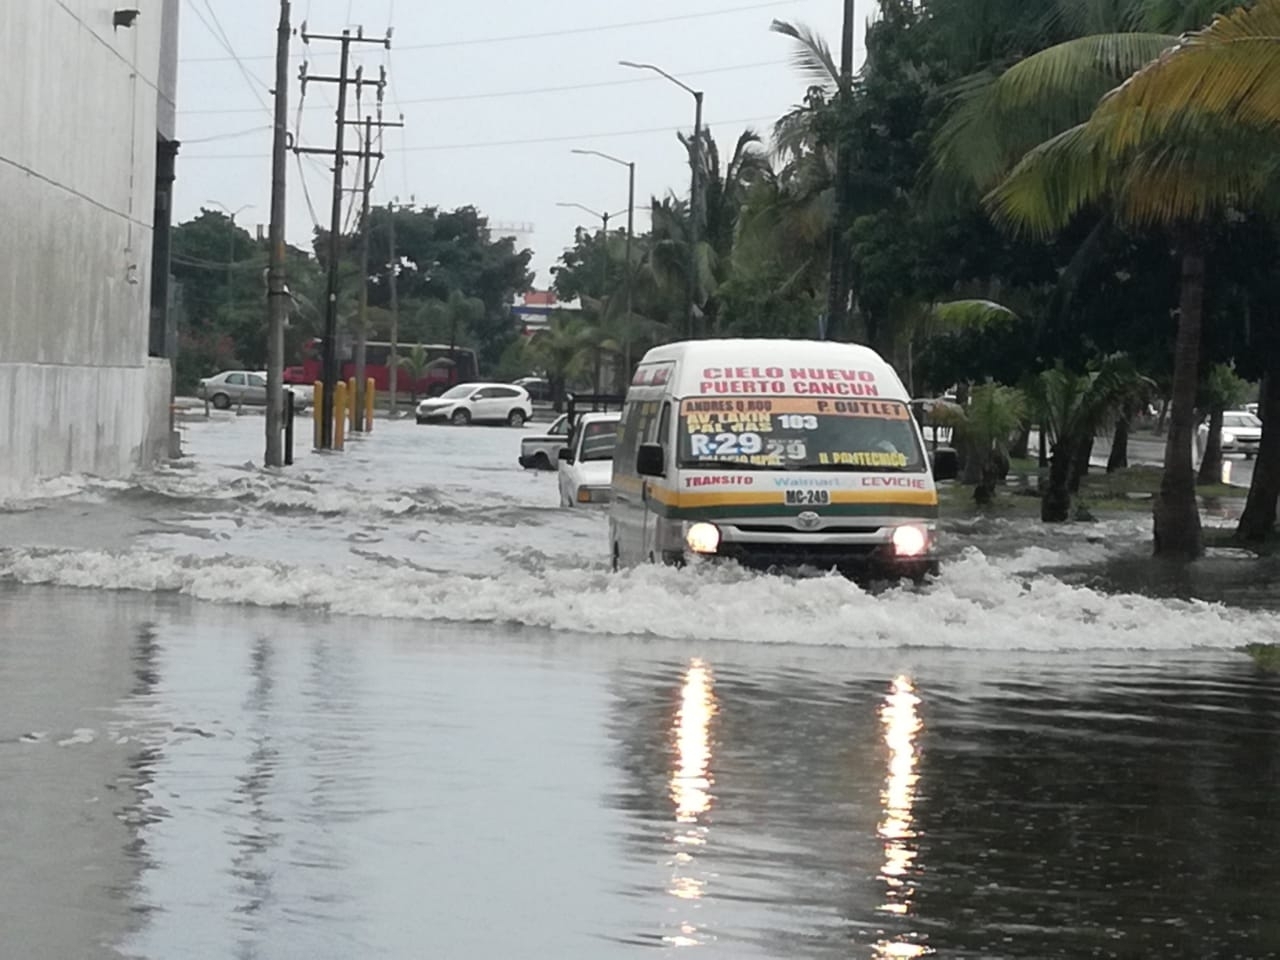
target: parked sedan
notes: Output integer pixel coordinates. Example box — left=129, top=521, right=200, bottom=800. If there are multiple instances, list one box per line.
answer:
left=416, top=383, right=533, bottom=426
left=198, top=371, right=311, bottom=411
left=1199, top=410, right=1263, bottom=458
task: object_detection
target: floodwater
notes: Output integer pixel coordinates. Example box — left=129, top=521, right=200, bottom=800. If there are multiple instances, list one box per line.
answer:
left=2, top=415, right=1279, bottom=959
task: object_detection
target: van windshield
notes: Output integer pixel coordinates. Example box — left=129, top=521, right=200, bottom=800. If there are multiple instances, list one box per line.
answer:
left=678, top=397, right=925, bottom=471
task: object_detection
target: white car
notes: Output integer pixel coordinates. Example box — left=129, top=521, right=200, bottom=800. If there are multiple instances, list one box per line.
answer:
left=1200, top=410, right=1263, bottom=457
left=416, top=383, right=533, bottom=427
left=558, top=412, right=621, bottom=507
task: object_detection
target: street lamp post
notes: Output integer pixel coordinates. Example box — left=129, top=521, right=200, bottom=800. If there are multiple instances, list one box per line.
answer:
left=557, top=201, right=626, bottom=392
left=619, top=61, right=702, bottom=340
left=571, top=149, right=635, bottom=380
left=206, top=201, right=254, bottom=319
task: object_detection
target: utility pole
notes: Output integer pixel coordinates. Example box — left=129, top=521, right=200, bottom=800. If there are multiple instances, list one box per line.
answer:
left=353, top=89, right=403, bottom=431
left=689, top=91, right=703, bottom=340
left=826, top=0, right=856, bottom=341
left=354, top=116, right=374, bottom=431
left=387, top=198, right=399, bottom=418
left=265, top=0, right=291, bottom=467
left=296, top=25, right=391, bottom=449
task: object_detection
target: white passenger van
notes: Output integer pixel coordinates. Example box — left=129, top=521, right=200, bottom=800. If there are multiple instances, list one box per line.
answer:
left=608, top=340, right=957, bottom=579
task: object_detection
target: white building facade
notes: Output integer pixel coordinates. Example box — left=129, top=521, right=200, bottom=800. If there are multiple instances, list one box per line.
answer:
left=1, top=1, right=180, bottom=494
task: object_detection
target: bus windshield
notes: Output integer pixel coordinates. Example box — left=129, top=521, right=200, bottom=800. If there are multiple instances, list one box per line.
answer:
left=678, top=397, right=925, bottom=471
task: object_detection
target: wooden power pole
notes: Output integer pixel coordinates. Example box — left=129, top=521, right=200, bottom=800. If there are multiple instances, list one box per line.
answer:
left=265, top=0, right=291, bottom=467
left=296, top=25, right=391, bottom=448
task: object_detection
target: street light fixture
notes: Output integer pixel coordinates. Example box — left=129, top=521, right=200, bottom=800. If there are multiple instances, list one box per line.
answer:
left=619, top=60, right=703, bottom=339
left=205, top=201, right=255, bottom=315
left=571, top=149, right=637, bottom=378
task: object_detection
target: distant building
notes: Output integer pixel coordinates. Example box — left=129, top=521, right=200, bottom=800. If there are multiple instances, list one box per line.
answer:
left=513, top=290, right=580, bottom=336
left=1, top=2, right=180, bottom=493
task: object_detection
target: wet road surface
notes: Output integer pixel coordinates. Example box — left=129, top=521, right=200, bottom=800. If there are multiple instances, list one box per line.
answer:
left=1, top=415, right=1279, bottom=958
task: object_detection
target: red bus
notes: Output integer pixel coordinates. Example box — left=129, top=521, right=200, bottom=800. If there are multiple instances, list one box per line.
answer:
left=285, top=339, right=480, bottom=397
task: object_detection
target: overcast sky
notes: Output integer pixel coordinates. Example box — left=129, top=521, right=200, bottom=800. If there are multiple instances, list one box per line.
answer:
left=175, top=0, right=863, bottom=286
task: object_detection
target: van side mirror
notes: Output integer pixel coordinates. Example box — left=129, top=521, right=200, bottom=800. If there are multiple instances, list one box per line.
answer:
left=931, top=447, right=959, bottom=482
left=637, top=443, right=665, bottom=478
left=558, top=447, right=573, bottom=464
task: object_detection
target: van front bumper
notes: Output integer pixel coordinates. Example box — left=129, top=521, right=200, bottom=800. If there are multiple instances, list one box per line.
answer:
left=660, top=518, right=939, bottom=581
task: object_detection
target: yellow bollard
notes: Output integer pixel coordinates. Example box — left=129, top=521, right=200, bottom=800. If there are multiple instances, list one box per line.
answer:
left=348, top=377, right=358, bottom=431
left=313, top=381, right=324, bottom=449
left=365, top=377, right=376, bottom=432
left=334, top=380, right=347, bottom=450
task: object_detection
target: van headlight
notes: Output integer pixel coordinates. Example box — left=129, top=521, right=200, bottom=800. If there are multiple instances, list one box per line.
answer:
left=686, top=522, right=721, bottom=555
left=891, top=524, right=929, bottom=558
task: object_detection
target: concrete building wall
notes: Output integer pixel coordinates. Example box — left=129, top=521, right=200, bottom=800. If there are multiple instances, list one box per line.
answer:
left=0, top=1, right=178, bottom=494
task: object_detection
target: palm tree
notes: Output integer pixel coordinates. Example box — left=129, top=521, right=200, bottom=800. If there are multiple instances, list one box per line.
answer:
left=1197, top=364, right=1252, bottom=485
left=1026, top=357, right=1151, bottom=522
left=1082, top=0, right=1280, bottom=538
left=398, top=343, right=432, bottom=404
left=529, top=313, right=594, bottom=411
left=937, top=383, right=1027, bottom=504
left=928, top=0, right=1252, bottom=556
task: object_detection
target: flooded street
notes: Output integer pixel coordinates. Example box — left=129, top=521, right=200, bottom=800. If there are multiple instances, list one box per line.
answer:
left=3, top=416, right=1280, bottom=958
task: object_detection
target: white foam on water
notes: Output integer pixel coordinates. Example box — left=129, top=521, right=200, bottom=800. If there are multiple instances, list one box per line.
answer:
left=0, top=543, right=1266, bottom=652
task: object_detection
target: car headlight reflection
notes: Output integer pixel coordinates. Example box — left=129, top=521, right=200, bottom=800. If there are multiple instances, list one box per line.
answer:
left=685, top=522, right=721, bottom=555
left=891, top=524, right=929, bottom=558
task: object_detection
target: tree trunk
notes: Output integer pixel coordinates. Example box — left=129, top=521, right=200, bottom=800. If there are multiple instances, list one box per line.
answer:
left=1042, top=447, right=1073, bottom=522
left=961, top=436, right=983, bottom=486
left=1238, top=370, right=1280, bottom=541
left=1010, top=419, right=1031, bottom=460
left=1069, top=430, right=1092, bottom=494
left=1154, top=396, right=1170, bottom=436
left=1197, top=408, right=1224, bottom=485
left=1038, top=421, right=1049, bottom=468
left=1153, top=238, right=1205, bottom=559
left=1107, top=413, right=1130, bottom=473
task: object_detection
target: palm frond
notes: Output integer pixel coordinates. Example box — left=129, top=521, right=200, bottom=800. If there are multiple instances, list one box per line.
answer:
left=1100, top=0, right=1280, bottom=144
left=931, top=32, right=1175, bottom=189
left=984, top=122, right=1115, bottom=238
left=770, top=19, right=840, bottom=89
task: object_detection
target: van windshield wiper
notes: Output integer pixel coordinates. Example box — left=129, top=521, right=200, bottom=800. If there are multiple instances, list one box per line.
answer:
left=679, top=459, right=775, bottom=470
left=793, top=463, right=920, bottom=473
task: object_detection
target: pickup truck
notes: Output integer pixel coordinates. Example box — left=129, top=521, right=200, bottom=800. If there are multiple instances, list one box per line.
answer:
left=519, top=413, right=571, bottom=469
left=517, top=393, right=625, bottom=470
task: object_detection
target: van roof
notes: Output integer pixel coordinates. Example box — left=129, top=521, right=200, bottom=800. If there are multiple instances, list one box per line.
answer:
left=633, top=339, right=908, bottom=401
left=638, top=338, right=889, bottom=366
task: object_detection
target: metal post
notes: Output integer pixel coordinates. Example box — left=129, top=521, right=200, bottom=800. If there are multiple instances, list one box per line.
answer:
left=283, top=388, right=295, bottom=465
left=265, top=0, right=290, bottom=466
left=320, top=32, right=352, bottom=449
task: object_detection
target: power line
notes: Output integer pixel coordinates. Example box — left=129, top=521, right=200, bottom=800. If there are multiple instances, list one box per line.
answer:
left=184, top=114, right=779, bottom=159
left=178, top=58, right=788, bottom=115
left=184, top=0, right=271, bottom=113
left=180, top=124, right=272, bottom=144
left=179, top=0, right=809, bottom=62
